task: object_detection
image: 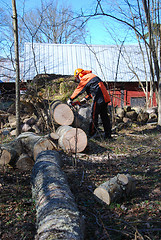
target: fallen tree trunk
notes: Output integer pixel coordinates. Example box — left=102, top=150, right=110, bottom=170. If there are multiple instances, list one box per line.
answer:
left=50, top=100, right=74, bottom=126
left=31, top=150, right=84, bottom=240
left=94, top=174, right=136, bottom=205
left=0, top=132, right=57, bottom=166
left=17, top=132, right=57, bottom=160
left=56, top=125, right=87, bottom=153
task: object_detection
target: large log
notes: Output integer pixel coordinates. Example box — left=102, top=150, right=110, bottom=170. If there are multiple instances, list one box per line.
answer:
left=17, top=132, right=57, bottom=160
left=94, top=174, right=136, bottom=205
left=50, top=100, right=74, bottom=126
left=31, top=150, right=84, bottom=240
left=56, top=125, right=87, bottom=153
left=0, top=132, right=57, bottom=166
left=73, top=104, right=91, bottom=133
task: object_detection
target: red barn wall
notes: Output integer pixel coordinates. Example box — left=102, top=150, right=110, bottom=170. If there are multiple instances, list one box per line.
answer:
left=108, top=82, right=157, bottom=108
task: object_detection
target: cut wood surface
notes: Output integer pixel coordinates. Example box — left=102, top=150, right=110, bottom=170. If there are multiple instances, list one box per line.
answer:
left=8, top=114, right=17, bottom=128
left=56, top=125, right=87, bottom=153
left=31, top=150, right=84, bottom=240
left=17, top=132, right=57, bottom=160
left=0, top=132, right=57, bottom=166
left=45, top=132, right=59, bottom=140
left=94, top=174, right=136, bottom=205
left=50, top=100, right=74, bottom=126
left=0, top=139, right=22, bottom=165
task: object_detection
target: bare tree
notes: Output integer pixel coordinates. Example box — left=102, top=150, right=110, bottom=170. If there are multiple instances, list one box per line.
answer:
left=82, top=0, right=161, bottom=124
left=19, top=0, right=88, bottom=45
left=12, top=0, right=20, bottom=136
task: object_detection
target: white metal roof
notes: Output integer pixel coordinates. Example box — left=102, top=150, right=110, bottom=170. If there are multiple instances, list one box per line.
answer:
left=0, top=43, right=153, bottom=83
left=23, top=43, right=152, bottom=82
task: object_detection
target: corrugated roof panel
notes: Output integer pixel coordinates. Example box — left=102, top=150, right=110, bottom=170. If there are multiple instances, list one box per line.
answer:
left=23, top=43, right=153, bottom=82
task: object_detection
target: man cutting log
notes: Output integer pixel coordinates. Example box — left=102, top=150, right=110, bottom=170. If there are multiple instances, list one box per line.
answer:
left=67, top=68, right=112, bottom=139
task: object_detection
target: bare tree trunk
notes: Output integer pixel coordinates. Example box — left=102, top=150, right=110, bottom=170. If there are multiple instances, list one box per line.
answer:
left=12, top=0, right=20, bottom=136
left=158, top=24, right=161, bottom=125
left=31, top=150, right=84, bottom=240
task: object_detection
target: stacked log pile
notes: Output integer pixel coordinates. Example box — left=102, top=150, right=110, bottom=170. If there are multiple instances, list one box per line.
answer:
left=0, top=101, right=88, bottom=170
left=0, top=101, right=86, bottom=238
left=113, top=106, right=158, bottom=132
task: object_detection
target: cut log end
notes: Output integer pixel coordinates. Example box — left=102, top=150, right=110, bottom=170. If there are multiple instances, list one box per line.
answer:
left=94, top=174, right=136, bottom=205
left=94, top=187, right=110, bottom=205
left=33, top=139, right=57, bottom=160
left=51, top=102, right=74, bottom=126
left=63, top=128, right=87, bottom=153
left=0, top=149, right=11, bottom=165
left=117, top=173, right=129, bottom=185
left=57, top=126, right=87, bottom=153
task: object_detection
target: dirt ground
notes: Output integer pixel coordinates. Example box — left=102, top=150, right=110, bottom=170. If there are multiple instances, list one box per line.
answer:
left=0, top=123, right=161, bottom=240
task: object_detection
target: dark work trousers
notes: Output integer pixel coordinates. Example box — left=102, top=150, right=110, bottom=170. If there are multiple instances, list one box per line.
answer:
left=89, top=101, right=111, bottom=138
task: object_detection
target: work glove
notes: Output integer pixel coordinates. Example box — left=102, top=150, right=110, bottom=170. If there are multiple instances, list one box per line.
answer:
left=80, top=97, right=87, bottom=105
left=72, top=101, right=81, bottom=106
left=67, top=99, right=73, bottom=106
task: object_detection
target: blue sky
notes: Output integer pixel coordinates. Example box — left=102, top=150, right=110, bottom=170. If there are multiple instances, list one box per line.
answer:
left=0, top=0, right=136, bottom=45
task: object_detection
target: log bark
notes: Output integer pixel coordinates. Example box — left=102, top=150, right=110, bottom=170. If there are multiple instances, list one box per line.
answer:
left=94, top=174, right=136, bottom=205
left=56, top=125, right=87, bottom=153
left=0, top=132, right=57, bottom=166
left=17, top=132, right=57, bottom=160
left=50, top=100, right=74, bottom=126
left=16, top=153, right=34, bottom=171
left=31, top=150, right=84, bottom=240
left=0, top=138, right=22, bottom=165
left=73, top=105, right=91, bottom=133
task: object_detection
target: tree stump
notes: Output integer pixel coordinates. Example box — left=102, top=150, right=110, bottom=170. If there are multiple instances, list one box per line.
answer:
left=31, top=150, right=84, bottom=240
left=50, top=100, right=74, bottom=126
left=94, top=174, right=136, bottom=205
left=56, top=125, right=87, bottom=153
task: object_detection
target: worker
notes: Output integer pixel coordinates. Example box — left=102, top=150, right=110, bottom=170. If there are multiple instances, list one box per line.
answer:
left=67, top=68, right=112, bottom=139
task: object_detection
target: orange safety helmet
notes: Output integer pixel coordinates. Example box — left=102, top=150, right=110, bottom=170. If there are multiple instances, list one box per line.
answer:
left=74, top=68, right=84, bottom=78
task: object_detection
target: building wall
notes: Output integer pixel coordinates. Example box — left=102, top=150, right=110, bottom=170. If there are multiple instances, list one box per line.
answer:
left=108, top=82, right=157, bottom=107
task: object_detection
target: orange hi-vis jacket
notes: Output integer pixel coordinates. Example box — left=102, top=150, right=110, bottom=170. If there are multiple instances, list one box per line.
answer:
left=70, top=72, right=111, bottom=104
